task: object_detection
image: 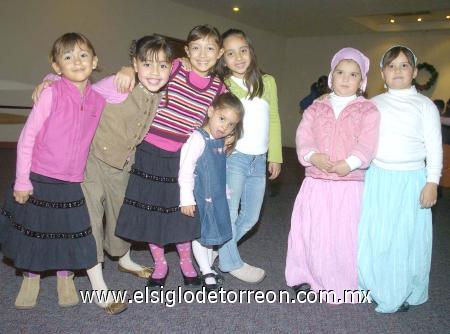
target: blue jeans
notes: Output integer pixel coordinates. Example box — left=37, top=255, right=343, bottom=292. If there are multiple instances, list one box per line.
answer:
left=218, top=151, right=267, bottom=272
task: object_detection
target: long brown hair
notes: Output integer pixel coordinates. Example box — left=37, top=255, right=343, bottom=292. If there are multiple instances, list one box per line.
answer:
left=216, top=29, right=264, bottom=99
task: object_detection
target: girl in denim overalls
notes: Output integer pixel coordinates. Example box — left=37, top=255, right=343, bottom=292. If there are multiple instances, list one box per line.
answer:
left=179, top=93, right=244, bottom=289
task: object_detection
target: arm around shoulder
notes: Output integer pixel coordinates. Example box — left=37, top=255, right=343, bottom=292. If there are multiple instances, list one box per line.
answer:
left=93, top=75, right=128, bottom=104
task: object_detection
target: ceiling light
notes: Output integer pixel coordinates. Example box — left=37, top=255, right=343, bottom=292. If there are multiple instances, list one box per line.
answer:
left=446, top=15, right=450, bottom=19
left=390, top=19, right=395, bottom=23
left=232, top=7, right=240, bottom=12
left=417, top=17, right=422, bottom=22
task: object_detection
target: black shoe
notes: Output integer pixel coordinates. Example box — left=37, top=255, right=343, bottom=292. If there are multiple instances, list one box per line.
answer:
left=202, top=273, right=219, bottom=291
left=211, top=265, right=224, bottom=284
left=397, top=302, right=410, bottom=312
left=293, top=283, right=311, bottom=293
left=182, top=273, right=201, bottom=287
left=292, top=283, right=311, bottom=301
left=147, top=270, right=168, bottom=288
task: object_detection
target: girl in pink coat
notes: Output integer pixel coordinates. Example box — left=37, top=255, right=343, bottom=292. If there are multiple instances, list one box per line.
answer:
left=285, top=48, right=379, bottom=303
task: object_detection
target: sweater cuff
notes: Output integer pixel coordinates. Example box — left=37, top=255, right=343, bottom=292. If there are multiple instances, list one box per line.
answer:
left=427, top=175, right=441, bottom=185
left=304, top=151, right=316, bottom=162
left=345, top=155, right=362, bottom=171
left=179, top=189, right=196, bottom=207
left=14, top=179, right=33, bottom=192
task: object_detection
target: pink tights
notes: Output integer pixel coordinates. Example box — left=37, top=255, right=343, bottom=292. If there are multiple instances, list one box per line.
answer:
left=148, top=242, right=197, bottom=279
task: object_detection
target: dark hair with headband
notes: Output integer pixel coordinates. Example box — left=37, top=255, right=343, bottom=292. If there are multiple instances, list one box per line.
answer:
left=380, top=46, right=417, bottom=69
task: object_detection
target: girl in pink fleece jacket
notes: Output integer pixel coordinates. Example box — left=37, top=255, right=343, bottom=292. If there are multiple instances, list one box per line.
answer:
left=285, top=48, right=379, bottom=303
left=0, top=33, right=104, bottom=309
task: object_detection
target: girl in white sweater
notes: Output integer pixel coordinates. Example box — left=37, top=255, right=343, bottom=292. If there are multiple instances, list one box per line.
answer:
left=358, top=45, right=442, bottom=313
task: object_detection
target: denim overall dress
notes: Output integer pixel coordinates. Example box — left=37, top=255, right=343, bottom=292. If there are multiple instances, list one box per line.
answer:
left=194, top=128, right=232, bottom=246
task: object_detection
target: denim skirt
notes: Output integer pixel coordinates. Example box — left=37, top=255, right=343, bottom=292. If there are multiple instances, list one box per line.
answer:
left=0, top=173, right=97, bottom=272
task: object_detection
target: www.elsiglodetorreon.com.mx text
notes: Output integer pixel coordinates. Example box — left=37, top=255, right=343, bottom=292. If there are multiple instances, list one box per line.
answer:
left=80, top=287, right=372, bottom=307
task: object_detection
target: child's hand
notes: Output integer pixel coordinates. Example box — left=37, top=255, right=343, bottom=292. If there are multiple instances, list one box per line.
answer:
left=420, top=182, right=438, bottom=208
left=329, top=160, right=351, bottom=177
left=310, top=153, right=333, bottom=172
left=178, top=57, right=192, bottom=71
left=180, top=205, right=196, bottom=217
left=114, top=66, right=135, bottom=93
left=32, top=80, right=52, bottom=103
left=13, top=190, right=32, bottom=204
left=268, top=162, right=281, bottom=180
left=224, top=133, right=236, bottom=154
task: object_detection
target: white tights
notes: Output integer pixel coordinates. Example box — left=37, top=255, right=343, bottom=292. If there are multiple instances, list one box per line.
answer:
left=192, top=240, right=216, bottom=285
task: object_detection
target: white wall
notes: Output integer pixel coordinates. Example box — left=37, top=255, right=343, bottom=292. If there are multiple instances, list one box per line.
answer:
left=0, top=0, right=286, bottom=141
left=280, top=30, right=450, bottom=147
left=1, top=1, right=449, bottom=148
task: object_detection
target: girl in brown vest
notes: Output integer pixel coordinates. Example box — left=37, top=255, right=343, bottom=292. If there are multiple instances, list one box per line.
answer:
left=32, top=35, right=174, bottom=314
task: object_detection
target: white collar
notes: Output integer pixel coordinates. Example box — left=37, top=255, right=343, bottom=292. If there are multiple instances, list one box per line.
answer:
left=330, top=92, right=357, bottom=103
left=387, top=86, right=417, bottom=96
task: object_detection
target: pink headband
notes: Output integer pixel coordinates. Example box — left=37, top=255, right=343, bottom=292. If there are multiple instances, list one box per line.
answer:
left=328, top=47, right=370, bottom=92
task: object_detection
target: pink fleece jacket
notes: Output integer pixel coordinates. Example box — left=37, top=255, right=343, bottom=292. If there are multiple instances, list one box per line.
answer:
left=15, top=77, right=105, bottom=191
left=297, top=96, right=379, bottom=181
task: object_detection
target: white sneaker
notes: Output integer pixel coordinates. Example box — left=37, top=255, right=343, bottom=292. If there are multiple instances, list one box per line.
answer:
left=229, top=263, right=266, bottom=283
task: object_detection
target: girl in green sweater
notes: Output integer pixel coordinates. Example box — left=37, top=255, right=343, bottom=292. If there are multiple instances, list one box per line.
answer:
left=215, top=29, right=283, bottom=283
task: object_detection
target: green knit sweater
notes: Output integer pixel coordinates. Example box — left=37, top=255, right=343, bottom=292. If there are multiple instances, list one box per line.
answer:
left=225, top=74, right=283, bottom=163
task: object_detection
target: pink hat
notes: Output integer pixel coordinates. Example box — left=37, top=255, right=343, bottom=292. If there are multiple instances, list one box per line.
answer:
left=328, top=47, right=370, bottom=92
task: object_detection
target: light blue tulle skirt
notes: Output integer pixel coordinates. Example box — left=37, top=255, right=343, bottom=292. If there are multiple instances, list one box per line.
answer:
left=358, top=164, right=432, bottom=313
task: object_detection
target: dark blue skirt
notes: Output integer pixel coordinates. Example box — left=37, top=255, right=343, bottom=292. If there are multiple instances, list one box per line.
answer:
left=116, top=142, right=200, bottom=245
left=0, top=173, right=97, bottom=272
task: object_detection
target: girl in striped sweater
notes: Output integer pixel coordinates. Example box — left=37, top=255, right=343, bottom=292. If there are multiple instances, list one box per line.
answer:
left=115, top=25, right=226, bottom=287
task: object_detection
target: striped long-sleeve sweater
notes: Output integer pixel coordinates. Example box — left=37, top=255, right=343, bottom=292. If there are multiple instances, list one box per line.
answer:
left=145, top=62, right=225, bottom=152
